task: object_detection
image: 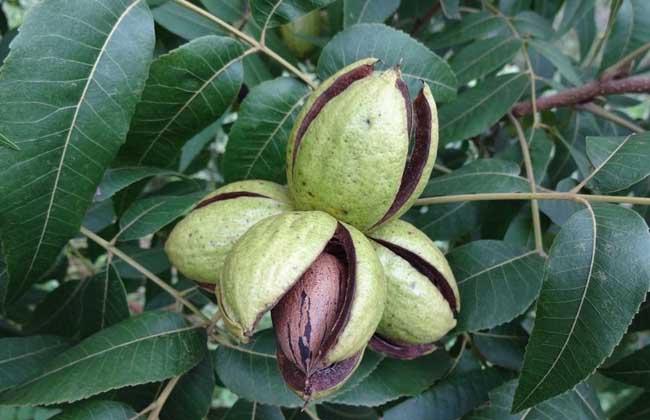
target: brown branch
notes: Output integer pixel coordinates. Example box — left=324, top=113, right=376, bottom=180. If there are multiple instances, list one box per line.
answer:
left=410, top=1, right=441, bottom=35
left=512, top=75, right=650, bottom=117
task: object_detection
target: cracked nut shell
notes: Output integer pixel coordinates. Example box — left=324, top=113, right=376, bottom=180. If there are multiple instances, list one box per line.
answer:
left=218, top=211, right=386, bottom=399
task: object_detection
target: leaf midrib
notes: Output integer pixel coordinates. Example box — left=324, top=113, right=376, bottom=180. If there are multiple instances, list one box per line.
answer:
left=22, top=0, right=144, bottom=288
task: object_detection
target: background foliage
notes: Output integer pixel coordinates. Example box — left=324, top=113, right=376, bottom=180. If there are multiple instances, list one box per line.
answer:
left=0, top=0, right=649, bottom=418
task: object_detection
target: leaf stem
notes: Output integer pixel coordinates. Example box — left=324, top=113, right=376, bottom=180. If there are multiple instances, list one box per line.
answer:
left=148, top=375, right=182, bottom=420
left=80, top=227, right=209, bottom=322
left=415, top=192, right=650, bottom=206
left=508, top=113, right=545, bottom=256
left=172, top=0, right=317, bottom=89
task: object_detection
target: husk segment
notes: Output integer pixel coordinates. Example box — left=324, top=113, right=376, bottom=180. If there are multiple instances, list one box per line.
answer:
left=368, top=219, right=459, bottom=358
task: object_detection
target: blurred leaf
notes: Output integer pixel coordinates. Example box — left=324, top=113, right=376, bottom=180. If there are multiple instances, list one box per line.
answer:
left=548, top=110, right=595, bottom=183
left=528, top=40, right=582, bottom=86
left=439, top=73, right=529, bottom=144
left=601, top=345, right=650, bottom=389
left=318, top=23, right=457, bottom=101
left=440, top=0, right=460, bottom=19
left=512, top=11, right=553, bottom=39
left=447, top=240, right=544, bottom=333
left=585, top=133, right=650, bottom=193
left=96, top=167, right=177, bottom=202
left=450, top=36, right=522, bottom=85
left=404, top=201, right=480, bottom=242
left=601, top=0, right=650, bottom=70
left=120, top=35, right=245, bottom=168
left=383, top=367, right=507, bottom=420
left=0, top=0, right=155, bottom=305
left=613, top=391, right=650, bottom=420
left=160, top=354, right=215, bottom=420
left=423, top=159, right=531, bottom=197
left=513, top=204, right=650, bottom=411
left=112, top=245, right=170, bottom=279
left=539, top=178, right=584, bottom=226
left=0, top=28, right=16, bottom=66
left=50, top=400, right=136, bottom=420
left=251, top=0, right=333, bottom=28
left=0, top=312, right=206, bottom=406
left=318, top=404, right=378, bottom=420
left=466, top=380, right=605, bottom=419
left=201, top=0, right=247, bottom=22
left=343, top=0, right=400, bottom=27
left=214, top=329, right=382, bottom=407
left=118, top=191, right=204, bottom=241
left=223, top=77, right=309, bottom=183
left=179, top=120, right=219, bottom=173
left=152, top=1, right=223, bottom=39
left=427, top=12, right=507, bottom=49
left=27, top=265, right=130, bottom=339
left=0, top=336, right=71, bottom=392
left=473, top=322, right=528, bottom=370
left=504, top=205, right=536, bottom=250
left=630, top=296, right=650, bottom=332
left=331, top=349, right=452, bottom=406
left=222, top=400, right=284, bottom=420
left=557, top=0, right=595, bottom=37
left=82, top=200, right=117, bottom=233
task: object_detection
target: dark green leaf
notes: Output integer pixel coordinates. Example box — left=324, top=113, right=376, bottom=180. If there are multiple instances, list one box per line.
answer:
left=118, top=191, right=204, bottom=241
left=112, top=245, right=170, bottom=279
left=585, top=133, right=650, bottom=193
left=528, top=40, right=582, bottom=86
left=27, top=265, right=130, bottom=339
left=318, top=404, right=378, bottom=420
left=152, top=1, right=223, bottom=39
left=51, top=400, right=136, bottom=420
left=331, top=349, right=452, bottom=406
left=318, top=23, right=457, bottom=101
left=214, top=329, right=382, bottom=407
left=450, top=36, right=522, bottom=85
left=630, top=296, right=650, bottom=332
left=201, top=0, right=247, bottom=22
left=439, top=73, right=529, bottom=144
left=179, top=120, right=219, bottom=173
left=343, top=0, right=400, bottom=27
left=613, top=391, right=650, bottom=420
left=466, top=380, right=605, bottom=419
left=423, top=159, right=531, bottom=197
left=557, top=0, right=595, bottom=37
left=0, top=0, right=155, bottom=305
left=447, top=240, right=544, bottom=332
left=160, top=355, right=215, bottom=420
left=0, top=132, right=19, bottom=151
left=601, top=0, right=650, bottom=70
left=0, top=311, right=206, bottom=406
left=96, top=167, right=176, bottom=202
left=223, top=77, right=309, bottom=183
left=427, top=12, right=507, bottom=49
left=539, top=178, right=583, bottom=225
left=473, top=322, right=528, bottom=370
left=440, top=0, right=460, bottom=19
left=0, top=335, right=71, bottom=392
left=513, top=204, right=650, bottom=411
left=83, top=200, right=116, bottom=233
left=601, top=345, right=650, bottom=389
left=383, top=368, right=507, bottom=420
left=120, top=35, right=245, bottom=168
left=223, top=400, right=284, bottom=420
left=404, top=201, right=480, bottom=242
left=513, top=11, right=553, bottom=39
left=251, top=0, right=333, bottom=28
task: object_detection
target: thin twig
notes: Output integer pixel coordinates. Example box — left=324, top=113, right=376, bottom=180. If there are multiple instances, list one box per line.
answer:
left=578, top=103, right=644, bottom=133
left=508, top=113, right=545, bottom=256
left=148, top=376, right=182, bottom=420
left=80, top=227, right=209, bottom=322
left=173, top=0, right=317, bottom=89
left=434, top=163, right=453, bottom=174
left=415, top=192, right=650, bottom=206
